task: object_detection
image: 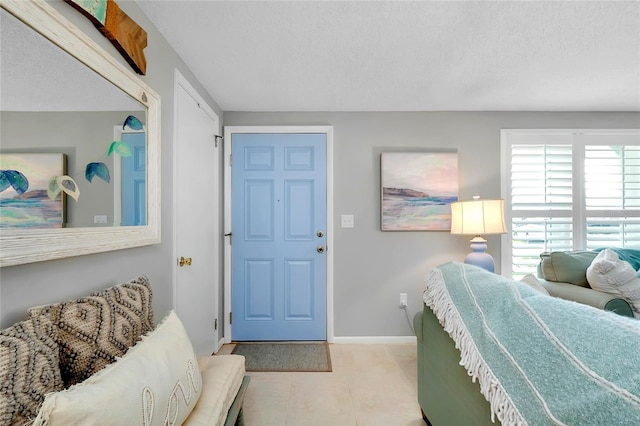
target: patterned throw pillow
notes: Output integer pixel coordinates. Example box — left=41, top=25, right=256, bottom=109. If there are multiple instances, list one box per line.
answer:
left=28, top=276, right=154, bottom=387
left=33, top=312, right=202, bottom=426
left=0, top=315, right=63, bottom=425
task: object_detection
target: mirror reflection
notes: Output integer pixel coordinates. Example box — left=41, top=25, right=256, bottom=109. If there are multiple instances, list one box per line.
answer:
left=0, top=8, right=147, bottom=229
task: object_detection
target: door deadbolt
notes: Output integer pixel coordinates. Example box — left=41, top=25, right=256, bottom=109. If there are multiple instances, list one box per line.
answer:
left=317, top=230, right=324, bottom=238
left=178, top=256, right=192, bottom=267
left=317, top=246, right=325, bottom=253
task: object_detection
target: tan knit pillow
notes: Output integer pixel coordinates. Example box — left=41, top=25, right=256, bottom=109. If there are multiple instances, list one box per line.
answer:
left=28, top=275, right=153, bottom=387
left=33, top=312, right=202, bottom=426
left=0, top=315, right=63, bottom=425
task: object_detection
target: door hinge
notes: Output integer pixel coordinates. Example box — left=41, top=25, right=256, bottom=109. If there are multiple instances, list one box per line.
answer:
left=229, top=154, right=232, bottom=166
left=229, top=312, right=232, bottom=325
left=213, top=134, right=223, bottom=148
left=214, top=318, right=218, bottom=330
left=225, top=232, right=232, bottom=245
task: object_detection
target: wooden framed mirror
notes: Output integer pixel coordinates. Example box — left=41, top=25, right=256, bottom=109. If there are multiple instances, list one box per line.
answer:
left=0, top=0, right=161, bottom=267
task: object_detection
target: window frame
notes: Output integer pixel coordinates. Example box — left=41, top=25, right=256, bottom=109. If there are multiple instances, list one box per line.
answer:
left=500, top=129, right=640, bottom=278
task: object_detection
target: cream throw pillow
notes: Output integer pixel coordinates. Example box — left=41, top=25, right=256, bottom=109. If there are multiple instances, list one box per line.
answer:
left=586, top=249, right=640, bottom=318
left=34, top=311, right=202, bottom=426
left=520, top=274, right=550, bottom=295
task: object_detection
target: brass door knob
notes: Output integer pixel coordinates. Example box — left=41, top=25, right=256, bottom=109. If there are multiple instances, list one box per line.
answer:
left=178, top=256, right=192, bottom=267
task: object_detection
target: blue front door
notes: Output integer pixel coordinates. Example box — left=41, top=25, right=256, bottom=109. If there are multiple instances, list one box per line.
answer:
left=231, top=133, right=327, bottom=341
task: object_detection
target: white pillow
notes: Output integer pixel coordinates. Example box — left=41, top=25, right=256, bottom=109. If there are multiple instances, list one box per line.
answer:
left=586, top=249, right=640, bottom=318
left=34, top=311, right=203, bottom=426
left=520, top=274, right=550, bottom=295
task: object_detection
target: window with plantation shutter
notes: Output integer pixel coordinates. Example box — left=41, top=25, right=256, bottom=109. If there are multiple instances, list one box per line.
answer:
left=501, top=130, right=640, bottom=279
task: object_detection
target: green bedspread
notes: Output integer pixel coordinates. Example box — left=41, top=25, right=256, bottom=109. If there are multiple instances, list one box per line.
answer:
left=423, top=262, right=640, bottom=426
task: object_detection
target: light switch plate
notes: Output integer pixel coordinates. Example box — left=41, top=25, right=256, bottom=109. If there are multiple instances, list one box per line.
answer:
left=341, top=214, right=354, bottom=228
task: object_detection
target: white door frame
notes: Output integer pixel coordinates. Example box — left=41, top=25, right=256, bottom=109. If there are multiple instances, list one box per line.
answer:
left=223, top=126, right=334, bottom=343
left=172, top=69, right=223, bottom=350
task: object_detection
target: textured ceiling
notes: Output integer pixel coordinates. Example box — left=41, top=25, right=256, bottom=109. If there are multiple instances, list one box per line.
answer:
left=136, top=0, right=640, bottom=112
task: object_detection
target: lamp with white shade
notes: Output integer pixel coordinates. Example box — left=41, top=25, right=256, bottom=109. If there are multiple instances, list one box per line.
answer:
left=450, top=197, right=507, bottom=273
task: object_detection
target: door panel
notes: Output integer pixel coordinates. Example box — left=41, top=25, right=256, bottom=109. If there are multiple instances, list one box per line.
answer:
left=246, top=180, right=273, bottom=240
left=285, top=259, right=313, bottom=319
left=286, top=180, right=314, bottom=239
left=232, top=133, right=326, bottom=341
left=245, top=259, right=274, bottom=320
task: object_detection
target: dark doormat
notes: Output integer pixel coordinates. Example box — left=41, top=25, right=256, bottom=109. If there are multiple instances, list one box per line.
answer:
left=231, top=341, right=332, bottom=372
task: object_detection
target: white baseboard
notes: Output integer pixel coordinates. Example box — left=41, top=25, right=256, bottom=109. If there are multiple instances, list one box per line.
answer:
left=221, top=336, right=416, bottom=345
left=331, top=336, right=417, bottom=344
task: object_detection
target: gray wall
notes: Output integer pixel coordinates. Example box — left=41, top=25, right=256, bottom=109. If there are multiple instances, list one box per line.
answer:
left=0, top=1, right=222, bottom=328
left=224, top=111, right=640, bottom=338
left=1, top=111, right=142, bottom=227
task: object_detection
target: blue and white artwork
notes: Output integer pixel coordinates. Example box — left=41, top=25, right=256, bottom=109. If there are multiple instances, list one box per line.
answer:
left=0, top=153, right=66, bottom=228
left=381, top=152, right=458, bottom=231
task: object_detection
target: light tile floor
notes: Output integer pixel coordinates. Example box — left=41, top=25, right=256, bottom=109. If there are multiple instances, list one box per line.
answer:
left=218, top=343, right=424, bottom=426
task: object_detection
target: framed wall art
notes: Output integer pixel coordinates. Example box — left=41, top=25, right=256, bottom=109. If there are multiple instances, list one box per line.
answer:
left=0, top=153, right=67, bottom=229
left=381, top=151, right=458, bottom=231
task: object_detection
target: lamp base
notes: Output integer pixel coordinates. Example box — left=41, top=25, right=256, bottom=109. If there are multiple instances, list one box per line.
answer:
left=463, top=236, right=495, bottom=273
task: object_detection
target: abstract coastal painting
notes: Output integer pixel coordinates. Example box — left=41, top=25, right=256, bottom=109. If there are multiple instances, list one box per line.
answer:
left=0, top=153, right=66, bottom=229
left=381, top=152, right=458, bottom=231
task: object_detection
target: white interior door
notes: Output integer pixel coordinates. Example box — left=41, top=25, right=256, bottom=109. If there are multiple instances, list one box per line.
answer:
left=174, top=70, right=221, bottom=355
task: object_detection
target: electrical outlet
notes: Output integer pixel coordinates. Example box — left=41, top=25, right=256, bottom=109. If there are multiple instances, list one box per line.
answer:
left=94, top=215, right=107, bottom=224
left=399, top=292, right=408, bottom=308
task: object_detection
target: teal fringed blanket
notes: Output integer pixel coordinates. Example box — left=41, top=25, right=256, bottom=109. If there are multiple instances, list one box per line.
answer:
left=423, top=262, right=640, bottom=426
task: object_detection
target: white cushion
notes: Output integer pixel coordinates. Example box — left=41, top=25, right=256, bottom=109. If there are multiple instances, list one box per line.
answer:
left=183, top=355, right=246, bottom=426
left=519, top=274, right=550, bottom=295
left=587, top=249, right=640, bottom=318
left=34, top=311, right=203, bottom=426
